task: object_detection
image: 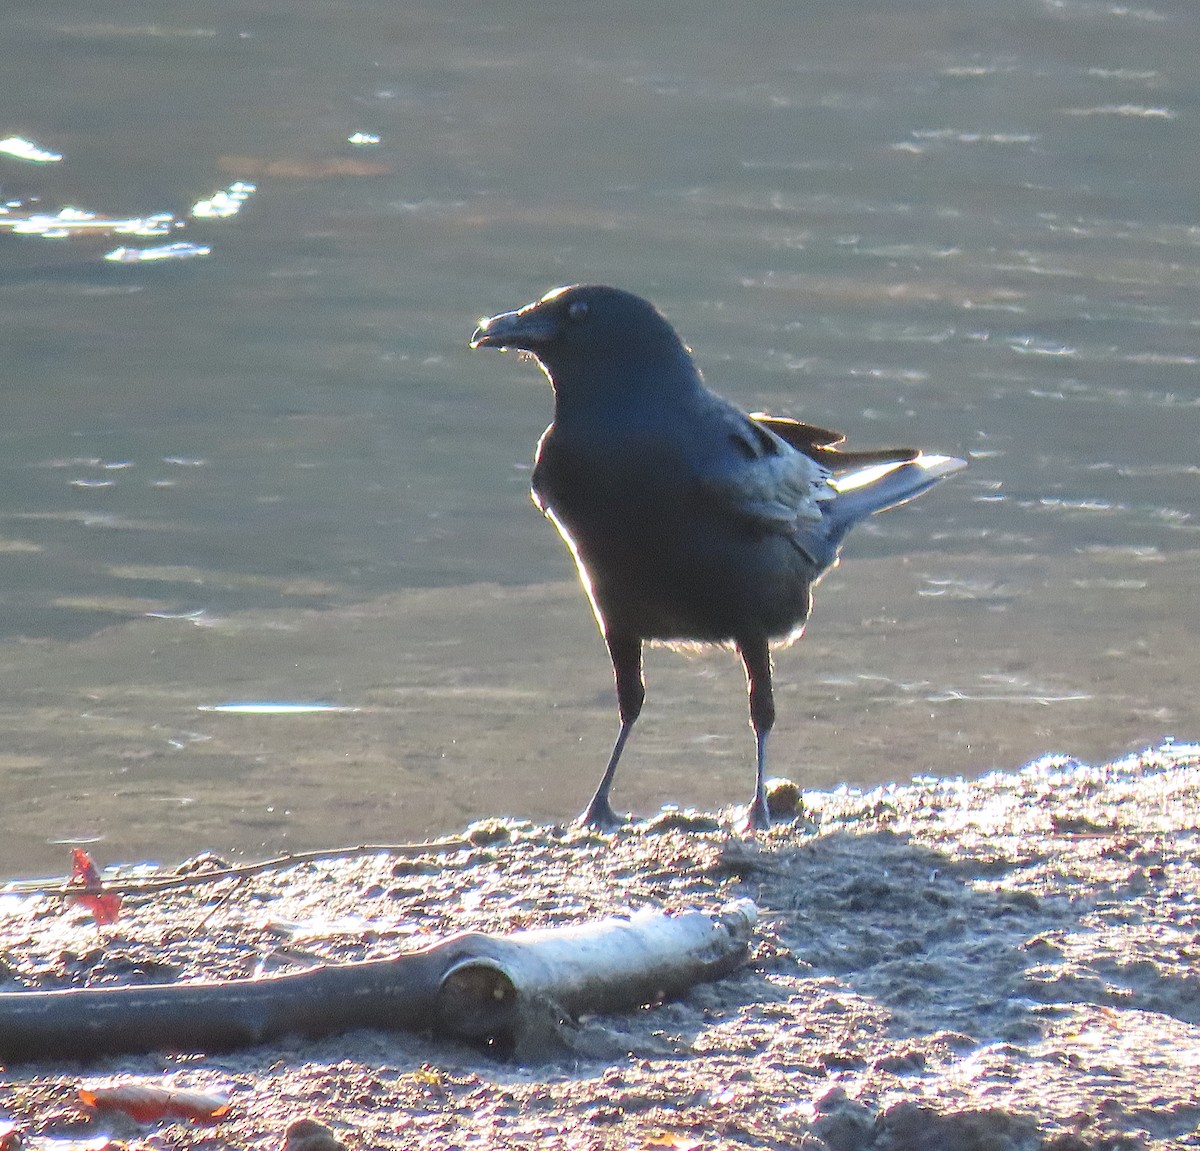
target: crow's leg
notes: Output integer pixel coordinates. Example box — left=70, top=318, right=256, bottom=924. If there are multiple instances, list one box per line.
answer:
left=738, top=636, right=775, bottom=831
left=577, top=633, right=644, bottom=829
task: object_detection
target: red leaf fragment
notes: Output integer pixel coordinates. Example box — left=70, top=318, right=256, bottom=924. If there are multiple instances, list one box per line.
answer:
left=78, top=1084, right=231, bottom=1125
left=66, top=848, right=123, bottom=926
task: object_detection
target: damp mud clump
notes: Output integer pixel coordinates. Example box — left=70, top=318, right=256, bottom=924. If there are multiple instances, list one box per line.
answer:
left=0, top=741, right=1197, bottom=1150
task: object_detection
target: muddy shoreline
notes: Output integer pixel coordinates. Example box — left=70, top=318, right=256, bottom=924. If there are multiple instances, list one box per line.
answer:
left=0, top=549, right=1195, bottom=877
left=1, top=741, right=1197, bottom=1149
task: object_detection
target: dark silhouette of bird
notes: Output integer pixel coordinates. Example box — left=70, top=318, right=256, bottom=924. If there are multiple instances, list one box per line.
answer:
left=471, top=285, right=964, bottom=830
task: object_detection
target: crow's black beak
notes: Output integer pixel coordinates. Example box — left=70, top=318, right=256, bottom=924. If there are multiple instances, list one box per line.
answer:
left=470, top=303, right=559, bottom=351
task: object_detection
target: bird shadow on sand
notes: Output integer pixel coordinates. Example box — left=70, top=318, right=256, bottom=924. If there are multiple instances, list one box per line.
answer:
left=623, top=807, right=1196, bottom=1051
left=534, top=799, right=1200, bottom=1146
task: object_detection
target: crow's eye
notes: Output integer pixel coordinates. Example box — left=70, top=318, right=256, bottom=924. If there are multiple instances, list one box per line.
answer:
left=567, top=300, right=590, bottom=322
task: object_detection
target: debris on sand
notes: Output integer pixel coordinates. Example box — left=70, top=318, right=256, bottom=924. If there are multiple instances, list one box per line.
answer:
left=0, top=742, right=1196, bottom=1150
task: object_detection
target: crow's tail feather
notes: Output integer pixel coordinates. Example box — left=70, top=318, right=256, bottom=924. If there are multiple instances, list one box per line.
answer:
left=794, top=454, right=966, bottom=570
left=827, top=454, right=966, bottom=531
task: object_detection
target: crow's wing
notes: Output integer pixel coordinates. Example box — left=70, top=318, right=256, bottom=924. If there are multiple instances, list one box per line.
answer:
left=698, top=409, right=834, bottom=532
left=750, top=413, right=921, bottom=470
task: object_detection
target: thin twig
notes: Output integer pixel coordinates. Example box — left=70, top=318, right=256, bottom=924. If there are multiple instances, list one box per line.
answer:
left=1, top=838, right=474, bottom=900
left=193, top=876, right=249, bottom=932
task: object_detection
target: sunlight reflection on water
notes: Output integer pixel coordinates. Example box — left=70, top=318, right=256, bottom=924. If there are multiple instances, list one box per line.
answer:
left=0, top=0, right=1195, bottom=870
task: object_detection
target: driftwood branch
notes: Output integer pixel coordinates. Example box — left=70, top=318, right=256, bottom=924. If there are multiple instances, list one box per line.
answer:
left=0, top=902, right=757, bottom=1064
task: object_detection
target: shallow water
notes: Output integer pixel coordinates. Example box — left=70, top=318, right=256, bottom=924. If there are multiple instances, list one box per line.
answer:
left=0, top=0, right=1196, bottom=874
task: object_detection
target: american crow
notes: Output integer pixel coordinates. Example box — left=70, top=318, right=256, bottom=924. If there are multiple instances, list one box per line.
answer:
left=471, top=285, right=964, bottom=830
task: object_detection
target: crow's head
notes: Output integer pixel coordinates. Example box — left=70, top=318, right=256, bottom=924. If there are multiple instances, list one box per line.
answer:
left=471, top=285, right=696, bottom=401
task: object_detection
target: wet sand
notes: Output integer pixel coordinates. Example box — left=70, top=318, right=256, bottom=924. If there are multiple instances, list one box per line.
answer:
left=0, top=547, right=1193, bottom=878
left=0, top=743, right=1196, bottom=1149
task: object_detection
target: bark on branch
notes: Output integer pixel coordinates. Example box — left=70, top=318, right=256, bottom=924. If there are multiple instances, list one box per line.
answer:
left=0, top=901, right=756, bottom=1064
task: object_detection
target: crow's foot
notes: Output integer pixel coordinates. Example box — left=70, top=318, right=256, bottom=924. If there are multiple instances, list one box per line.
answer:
left=742, top=794, right=771, bottom=833
left=575, top=799, right=627, bottom=831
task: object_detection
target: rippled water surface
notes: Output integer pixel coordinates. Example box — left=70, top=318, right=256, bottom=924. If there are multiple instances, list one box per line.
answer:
left=1, top=1, right=1196, bottom=873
